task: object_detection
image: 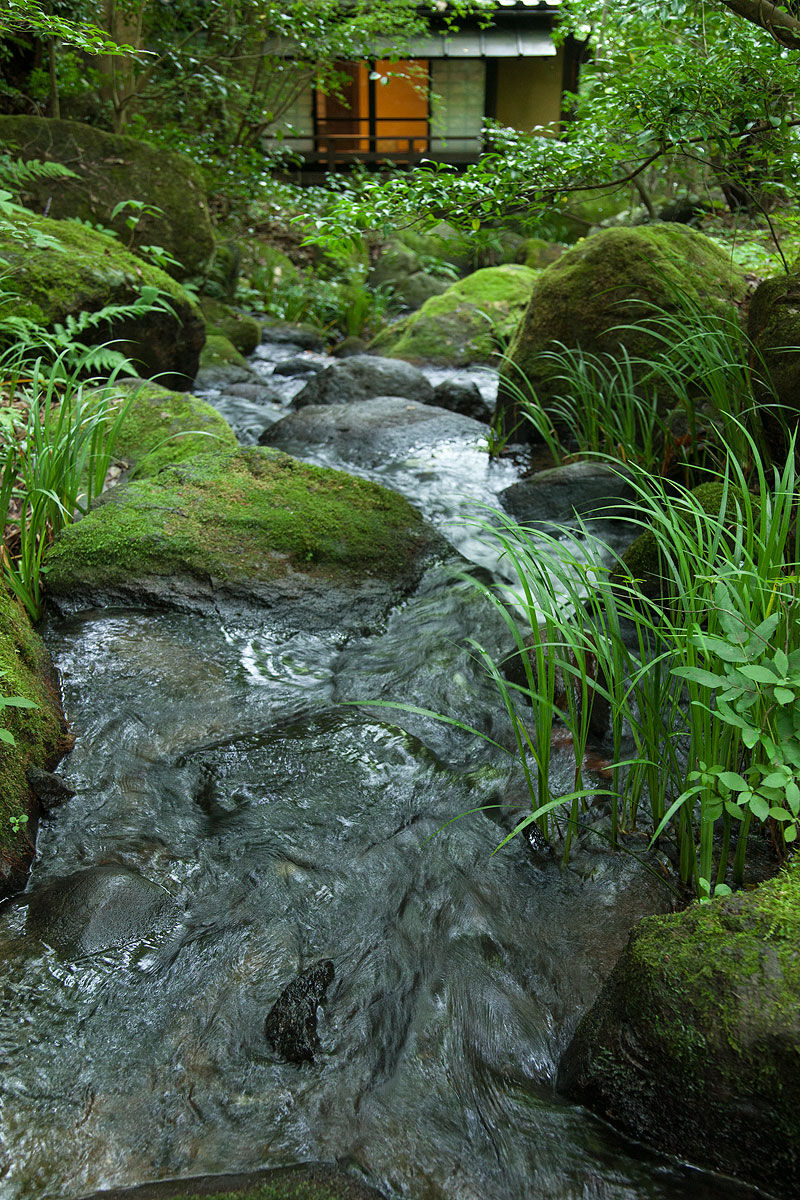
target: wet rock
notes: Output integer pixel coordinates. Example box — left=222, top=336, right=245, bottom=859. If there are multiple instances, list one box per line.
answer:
left=194, top=334, right=254, bottom=389
left=26, top=864, right=177, bottom=957
left=26, top=766, right=75, bottom=814
left=499, top=461, right=634, bottom=526
left=75, top=1163, right=387, bottom=1200
left=110, top=378, right=238, bottom=479
left=199, top=298, right=261, bottom=356
left=272, top=356, right=326, bottom=377
left=558, top=868, right=800, bottom=1198
left=264, top=959, right=335, bottom=1063
left=220, top=381, right=282, bottom=403
left=45, top=448, right=446, bottom=631
left=293, top=355, right=434, bottom=408
left=262, top=397, right=487, bottom=471
left=432, top=379, right=491, bottom=423
left=331, top=336, right=369, bottom=359
left=260, top=320, right=327, bottom=352
left=392, top=270, right=449, bottom=311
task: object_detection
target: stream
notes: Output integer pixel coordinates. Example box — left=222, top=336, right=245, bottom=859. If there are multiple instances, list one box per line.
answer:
left=0, top=339, right=769, bottom=1200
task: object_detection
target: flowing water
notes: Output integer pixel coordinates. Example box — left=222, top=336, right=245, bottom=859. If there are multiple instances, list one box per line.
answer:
left=0, top=343, right=769, bottom=1200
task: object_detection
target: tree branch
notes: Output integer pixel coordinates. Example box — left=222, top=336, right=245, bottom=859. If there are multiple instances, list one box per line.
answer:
left=713, top=0, right=800, bottom=50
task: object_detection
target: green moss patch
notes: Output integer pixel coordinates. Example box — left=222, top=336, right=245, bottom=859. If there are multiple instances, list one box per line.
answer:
left=200, top=298, right=261, bottom=356
left=77, top=1165, right=385, bottom=1200
left=370, top=265, right=537, bottom=365
left=0, top=209, right=205, bottom=387
left=111, top=380, right=238, bottom=478
left=45, top=448, right=443, bottom=620
left=0, top=590, right=70, bottom=893
left=558, top=863, right=800, bottom=1195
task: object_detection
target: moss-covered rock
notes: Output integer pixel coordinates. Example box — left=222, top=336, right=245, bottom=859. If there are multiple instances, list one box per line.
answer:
left=497, top=225, right=747, bottom=440
left=195, top=333, right=253, bottom=387
left=747, top=271, right=800, bottom=439
left=617, top=482, right=752, bottom=599
left=45, top=448, right=445, bottom=630
left=0, top=590, right=71, bottom=896
left=0, top=210, right=204, bottom=388
left=521, top=237, right=563, bottom=270
left=558, top=863, right=800, bottom=1197
left=369, top=265, right=538, bottom=366
left=0, top=115, right=214, bottom=278
left=77, top=1164, right=386, bottom=1200
left=200, top=297, right=261, bottom=355
left=111, top=379, right=238, bottom=478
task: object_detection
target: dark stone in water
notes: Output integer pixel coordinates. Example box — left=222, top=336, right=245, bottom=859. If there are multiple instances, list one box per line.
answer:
left=75, top=1163, right=387, bottom=1200
left=272, top=356, right=324, bottom=378
left=431, top=379, right=491, bottom=423
left=26, top=864, right=176, bottom=958
left=264, top=960, right=335, bottom=1063
left=26, top=765, right=75, bottom=814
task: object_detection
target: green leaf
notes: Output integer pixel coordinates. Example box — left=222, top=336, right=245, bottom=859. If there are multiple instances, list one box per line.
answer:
left=750, top=794, right=770, bottom=821
left=774, top=647, right=789, bottom=676
left=762, top=769, right=791, bottom=789
left=738, top=663, right=778, bottom=684
left=718, top=771, right=748, bottom=791
left=773, top=686, right=796, bottom=705
left=0, top=729, right=15, bottom=745
left=785, top=825, right=798, bottom=843
left=672, top=665, right=724, bottom=688
left=0, top=696, right=38, bottom=710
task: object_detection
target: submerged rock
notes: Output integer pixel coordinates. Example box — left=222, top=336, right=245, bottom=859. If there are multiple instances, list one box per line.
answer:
left=558, top=866, right=800, bottom=1198
left=25, top=766, right=75, bottom=815
left=262, top=397, right=487, bottom=470
left=45, top=448, right=446, bottom=630
left=75, top=1163, right=387, bottom=1200
left=26, top=864, right=177, bottom=957
left=264, top=959, right=335, bottom=1063
left=496, top=225, right=747, bottom=441
left=293, top=355, right=434, bottom=408
left=370, top=265, right=537, bottom=367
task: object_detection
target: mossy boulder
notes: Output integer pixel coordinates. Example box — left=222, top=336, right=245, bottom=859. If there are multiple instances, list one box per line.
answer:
left=0, top=115, right=214, bottom=278
left=44, top=448, right=445, bottom=630
left=369, top=264, right=538, bottom=366
left=77, top=1164, right=386, bottom=1200
left=0, top=210, right=205, bottom=388
left=196, top=333, right=253, bottom=387
left=747, top=271, right=800, bottom=438
left=0, top=590, right=71, bottom=896
left=558, top=864, right=800, bottom=1197
left=497, top=225, right=747, bottom=440
left=521, top=237, right=563, bottom=270
left=199, top=297, right=261, bottom=355
left=111, top=379, right=238, bottom=478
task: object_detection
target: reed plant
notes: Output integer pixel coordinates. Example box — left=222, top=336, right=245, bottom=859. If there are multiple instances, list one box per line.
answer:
left=0, top=350, right=133, bottom=621
left=461, top=423, right=800, bottom=896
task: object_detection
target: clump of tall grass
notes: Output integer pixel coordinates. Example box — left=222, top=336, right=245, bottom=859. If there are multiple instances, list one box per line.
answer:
left=465, top=425, right=800, bottom=897
left=0, top=349, right=132, bottom=621
left=501, top=295, right=782, bottom=479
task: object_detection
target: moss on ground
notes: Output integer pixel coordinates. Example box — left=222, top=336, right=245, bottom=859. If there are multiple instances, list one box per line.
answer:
left=45, top=447, right=437, bottom=593
left=111, top=380, right=238, bottom=478
left=0, top=115, right=214, bottom=277
left=0, top=590, right=70, bottom=890
left=200, top=297, right=261, bottom=355
left=370, top=265, right=537, bottom=365
left=79, top=1166, right=385, bottom=1200
left=558, top=862, right=800, bottom=1194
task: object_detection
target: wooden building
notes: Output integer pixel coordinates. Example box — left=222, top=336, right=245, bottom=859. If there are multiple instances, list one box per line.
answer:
left=268, top=1, right=575, bottom=170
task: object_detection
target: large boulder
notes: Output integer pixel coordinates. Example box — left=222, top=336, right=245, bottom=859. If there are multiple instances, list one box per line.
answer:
left=44, top=448, right=446, bottom=630
left=293, top=355, right=434, bottom=408
left=369, top=265, right=538, bottom=366
left=747, top=271, right=800, bottom=434
left=0, top=115, right=214, bottom=278
left=0, top=210, right=205, bottom=388
left=496, top=225, right=747, bottom=440
left=558, top=867, right=800, bottom=1198
left=0, top=591, right=71, bottom=896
